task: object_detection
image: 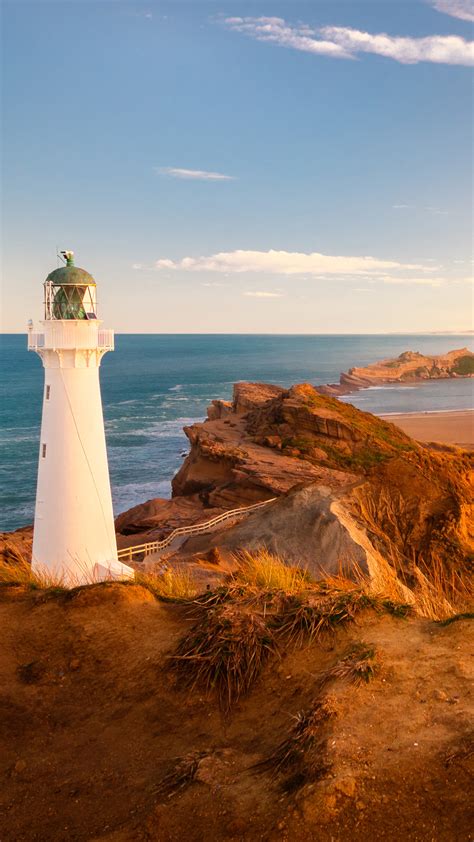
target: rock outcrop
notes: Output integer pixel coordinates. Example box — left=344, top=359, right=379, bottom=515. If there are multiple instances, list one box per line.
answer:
left=178, top=484, right=395, bottom=585
left=319, top=347, right=474, bottom=395
left=161, top=381, right=473, bottom=582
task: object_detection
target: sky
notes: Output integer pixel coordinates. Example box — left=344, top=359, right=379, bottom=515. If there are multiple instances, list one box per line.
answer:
left=1, top=0, right=473, bottom=333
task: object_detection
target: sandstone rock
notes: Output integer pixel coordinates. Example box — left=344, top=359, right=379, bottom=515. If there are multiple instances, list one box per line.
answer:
left=206, top=400, right=232, bottom=421
left=339, top=348, right=473, bottom=390
left=232, top=382, right=285, bottom=414
left=115, top=378, right=472, bottom=588
left=180, top=484, right=393, bottom=582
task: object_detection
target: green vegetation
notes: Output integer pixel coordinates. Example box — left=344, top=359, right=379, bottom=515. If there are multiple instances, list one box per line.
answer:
left=452, top=355, right=474, bottom=376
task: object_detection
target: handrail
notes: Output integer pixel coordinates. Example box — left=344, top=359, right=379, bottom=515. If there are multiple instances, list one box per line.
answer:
left=27, top=328, right=114, bottom=352
left=117, top=497, right=277, bottom=563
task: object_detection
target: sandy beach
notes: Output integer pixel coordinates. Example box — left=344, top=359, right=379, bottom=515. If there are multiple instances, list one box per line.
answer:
left=382, top=409, right=474, bottom=450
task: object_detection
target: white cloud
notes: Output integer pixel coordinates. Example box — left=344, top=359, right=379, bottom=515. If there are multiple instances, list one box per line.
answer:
left=154, top=249, right=426, bottom=276
left=243, top=290, right=284, bottom=298
left=392, top=204, right=412, bottom=209
left=222, top=16, right=353, bottom=59
left=155, top=167, right=235, bottom=181
left=321, top=25, right=473, bottom=65
left=222, top=16, right=474, bottom=66
left=429, top=0, right=474, bottom=22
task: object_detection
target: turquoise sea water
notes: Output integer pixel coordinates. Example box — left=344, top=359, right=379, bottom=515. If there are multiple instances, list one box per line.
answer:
left=1, top=334, right=472, bottom=532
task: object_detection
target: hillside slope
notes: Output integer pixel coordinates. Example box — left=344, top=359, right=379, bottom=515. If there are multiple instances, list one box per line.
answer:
left=0, top=582, right=472, bottom=841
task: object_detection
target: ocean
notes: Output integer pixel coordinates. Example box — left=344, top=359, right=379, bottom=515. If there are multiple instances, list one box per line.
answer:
left=1, top=333, right=473, bottom=532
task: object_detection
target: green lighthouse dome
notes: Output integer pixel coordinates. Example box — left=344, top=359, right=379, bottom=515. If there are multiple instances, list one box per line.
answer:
left=46, top=252, right=97, bottom=320
left=45, top=265, right=96, bottom=287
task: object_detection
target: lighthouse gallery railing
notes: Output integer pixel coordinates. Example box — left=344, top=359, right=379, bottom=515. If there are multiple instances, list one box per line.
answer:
left=117, top=497, right=277, bottom=563
left=28, top=328, right=114, bottom=351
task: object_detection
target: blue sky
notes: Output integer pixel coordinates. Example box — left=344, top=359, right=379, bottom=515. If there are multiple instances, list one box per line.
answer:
left=2, top=0, right=473, bottom=332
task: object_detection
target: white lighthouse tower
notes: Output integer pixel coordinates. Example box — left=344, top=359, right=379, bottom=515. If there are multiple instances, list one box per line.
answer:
left=28, top=251, right=134, bottom=586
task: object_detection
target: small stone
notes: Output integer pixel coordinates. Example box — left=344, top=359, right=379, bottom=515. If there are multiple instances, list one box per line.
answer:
left=14, top=760, right=26, bottom=774
left=334, top=776, right=356, bottom=798
left=69, top=658, right=81, bottom=671
left=324, top=794, right=337, bottom=811
left=433, top=689, right=448, bottom=702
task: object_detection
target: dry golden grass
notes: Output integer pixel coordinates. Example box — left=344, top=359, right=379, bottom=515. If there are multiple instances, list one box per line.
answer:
left=0, top=555, right=198, bottom=602
left=232, top=549, right=310, bottom=594
left=134, top=567, right=198, bottom=601
left=362, top=552, right=473, bottom=622
left=0, top=557, right=67, bottom=591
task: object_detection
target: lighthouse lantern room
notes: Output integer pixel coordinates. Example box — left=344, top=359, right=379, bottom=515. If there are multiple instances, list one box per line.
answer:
left=28, top=252, right=134, bottom=586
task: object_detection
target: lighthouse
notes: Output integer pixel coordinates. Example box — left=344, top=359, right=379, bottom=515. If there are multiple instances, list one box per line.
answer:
left=28, top=252, right=134, bottom=586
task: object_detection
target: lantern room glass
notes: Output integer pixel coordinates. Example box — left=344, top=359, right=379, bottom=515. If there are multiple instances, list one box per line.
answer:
left=44, top=282, right=98, bottom=320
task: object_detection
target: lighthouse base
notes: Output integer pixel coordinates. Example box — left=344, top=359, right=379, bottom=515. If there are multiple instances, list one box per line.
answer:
left=31, top=558, right=134, bottom=588
left=93, top=559, right=135, bottom=583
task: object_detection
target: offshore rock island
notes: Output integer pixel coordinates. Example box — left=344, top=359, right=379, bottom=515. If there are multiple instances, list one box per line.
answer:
left=318, top=346, right=474, bottom=396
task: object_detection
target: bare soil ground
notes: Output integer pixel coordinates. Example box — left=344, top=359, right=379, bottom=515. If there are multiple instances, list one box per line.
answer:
left=0, top=583, right=472, bottom=842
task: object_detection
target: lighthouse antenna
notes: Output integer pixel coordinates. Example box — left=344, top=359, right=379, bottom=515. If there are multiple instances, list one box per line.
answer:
left=58, top=250, right=75, bottom=266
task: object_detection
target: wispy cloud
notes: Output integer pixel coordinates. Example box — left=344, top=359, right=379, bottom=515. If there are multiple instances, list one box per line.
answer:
left=154, top=249, right=429, bottom=277
left=381, top=276, right=444, bottom=286
left=222, top=16, right=474, bottom=66
left=155, top=167, right=235, bottom=181
left=429, top=0, right=474, bottom=22
left=243, top=290, right=284, bottom=298
left=425, top=206, right=450, bottom=215
left=222, top=16, right=353, bottom=59
left=392, top=203, right=449, bottom=214
left=201, top=281, right=228, bottom=287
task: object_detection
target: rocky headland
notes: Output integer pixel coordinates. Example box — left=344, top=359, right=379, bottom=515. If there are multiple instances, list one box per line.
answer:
left=109, top=380, right=473, bottom=594
left=2, top=377, right=473, bottom=842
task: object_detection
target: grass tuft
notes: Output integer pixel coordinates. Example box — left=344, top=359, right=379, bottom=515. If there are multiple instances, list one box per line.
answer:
left=272, top=587, right=376, bottom=645
left=232, top=549, right=311, bottom=594
left=134, top=567, right=198, bottom=601
left=155, top=752, right=207, bottom=798
left=169, top=605, right=278, bottom=712
left=322, top=643, right=379, bottom=686
left=0, top=558, right=68, bottom=593
left=256, top=698, right=334, bottom=791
